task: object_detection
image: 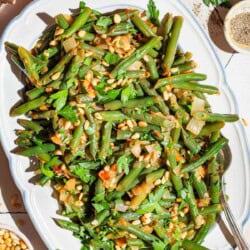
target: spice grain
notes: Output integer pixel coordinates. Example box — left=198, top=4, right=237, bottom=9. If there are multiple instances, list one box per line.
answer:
left=230, top=12, right=250, bottom=47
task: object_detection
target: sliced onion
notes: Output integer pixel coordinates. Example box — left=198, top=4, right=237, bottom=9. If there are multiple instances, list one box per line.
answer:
left=63, top=37, right=77, bottom=52
left=191, top=96, right=205, bottom=115
left=186, top=118, right=205, bottom=135
left=131, top=142, right=141, bottom=158
left=115, top=203, right=129, bottom=212
left=127, top=61, right=143, bottom=71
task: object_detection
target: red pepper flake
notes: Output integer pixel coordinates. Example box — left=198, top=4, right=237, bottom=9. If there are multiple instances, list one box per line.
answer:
left=98, top=170, right=111, bottom=181
left=115, top=237, right=127, bottom=247
left=135, top=33, right=144, bottom=42
left=110, top=164, right=117, bottom=172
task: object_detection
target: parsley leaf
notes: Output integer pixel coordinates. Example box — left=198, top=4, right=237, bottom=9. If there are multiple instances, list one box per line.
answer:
left=84, top=57, right=92, bottom=66
left=121, top=83, right=137, bottom=103
left=79, top=1, right=86, bottom=10
left=152, top=240, right=167, bottom=250
left=69, top=165, right=96, bottom=184
left=48, top=89, right=68, bottom=111
left=96, top=16, right=113, bottom=28
left=104, top=52, right=119, bottom=65
left=58, top=105, right=78, bottom=123
left=147, top=0, right=160, bottom=26
left=96, top=88, right=122, bottom=104
left=92, top=201, right=109, bottom=213
left=117, top=152, right=134, bottom=175
left=203, top=0, right=229, bottom=6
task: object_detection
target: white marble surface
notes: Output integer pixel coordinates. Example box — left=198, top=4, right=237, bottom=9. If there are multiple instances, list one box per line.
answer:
left=0, top=1, right=249, bottom=249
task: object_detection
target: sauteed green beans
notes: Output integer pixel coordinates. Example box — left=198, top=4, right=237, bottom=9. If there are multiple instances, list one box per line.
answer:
left=6, top=0, right=238, bottom=249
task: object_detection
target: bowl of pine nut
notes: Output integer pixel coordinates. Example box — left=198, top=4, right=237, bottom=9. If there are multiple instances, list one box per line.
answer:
left=0, top=224, right=33, bottom=250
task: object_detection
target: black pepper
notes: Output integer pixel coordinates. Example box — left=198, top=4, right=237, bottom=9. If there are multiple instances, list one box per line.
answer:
left=230, top=12, right=250, bottom=47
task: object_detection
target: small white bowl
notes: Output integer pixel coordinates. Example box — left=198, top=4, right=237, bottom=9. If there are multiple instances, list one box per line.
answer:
left=224, top=0, right=250, bottom=54
left=0, top=223, right=33, bottom=250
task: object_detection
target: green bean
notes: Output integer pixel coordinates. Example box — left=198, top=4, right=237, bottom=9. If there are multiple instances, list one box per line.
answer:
left=38, top=153, right=51, bottom=162
left=104, top=97, right=156, bottom=110
left=167, top=147, right=183, bottom=195
left=95, top=111, right=128, bottom=121
left=119, top=212, right=141, bottom=221
left=182, top=137, right=228, bottom=173
left=10, top=54, right=26, bottom=74
left=26, top=87, right=45, bottom=100
left=133, top=81, right=145, bottom=97
left=94, top=210, right=110, bottom=227
left=126, top=70, right=146, bottom=79
left=139, top=79, right=157, bottom=96
left=84, top=106, right=98, bottom=160
left=131, top=15, right=156, bottom=37
left=36, top=25, right=56, bottom=53
left=70, top=115, right=84, bottom=151
left=143, top=55, right=159, bottom=80
left=169, top=82, right=219, bottom=95
left=16, top=143, right=56, bottom=157
left=185, top=180, right=200, bottom=221
left=173, top=55, right=186, bottom=66
left=194, top=214, right=215, bottom=244
left=31, top=110, right=56, bottom=120
left=82, top=21, right=95, bottom=32
left=10, top=96, right=47, bottom=117
left=208, top=158, right=220, bottom=204
left=116, top=130, right=132, bottom=140
left=146, top=169, right=165, bottom=183
left=210, top=130, right=220, bottom=143
left=56, top=219, right=82, bottom=234
left=127, top=238, right=146, bottom=247
left=93, top=25, right=107, bottom=35
left=200, top=204, right=222, bottom=216
left=116, top=161, right=145, bottom=192
left=193, top=112, right=239, bottom=122
left=80, top=42, right=106, bottom=58
left=18, top=47, right=40, bottom=85
left=99, top=122, right=112, bottom=160
left=182, top=129, right=201, bottom=154
left=117, top=223, right=159, bottom=242
left=108, top=22, right=136, bottom=36
left=111, top=37, right=161, bottom=78
left=18, top=119, right=43, bottom=133
left=39, top=175, right=51, bottom=186
left=163, top=13, right=174, bottom=41
left=55, top=14, right=69, bottom=29
left=154, top=73, right=207, bottom=89
left=163, top=16, right=183, bottom=73
left=112, top=9, right=139, bottom=22
left=80, top=31, right=95, bottom=41
left=64, top=50, right=85, bottom=80
left=199, top=122, right=225, bottom=136
left=63, top=7, right=92, bottom=38
left=5, top=41, right=18, bottom=54
left=182, top=240, right=210, bottom=250
left=153, top=223, right=169, bottom=242
left=122, top=108, right=175, bottom=128
left=38, top=46, right=60, bottom=61
left=148, top=48, right=159, bottom=58
left=191, top=173, right=208, bottom=199
left=171, top=60, right=196, bottom=75
left=39, top=52, right=74, bottom=86
left=95, top=178, right=105, bottom=196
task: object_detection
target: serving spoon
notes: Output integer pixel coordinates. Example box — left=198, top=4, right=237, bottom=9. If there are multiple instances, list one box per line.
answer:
left=219, top=143, right=250, bottom=250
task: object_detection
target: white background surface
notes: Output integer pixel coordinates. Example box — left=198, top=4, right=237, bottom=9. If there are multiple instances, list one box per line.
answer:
left=0, top=0, right=249, bottom=249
